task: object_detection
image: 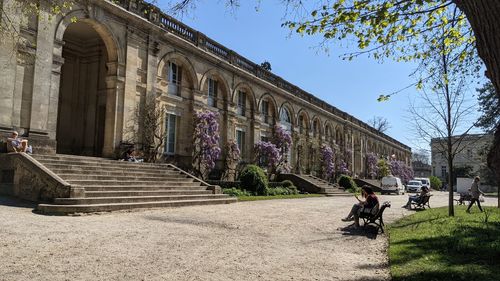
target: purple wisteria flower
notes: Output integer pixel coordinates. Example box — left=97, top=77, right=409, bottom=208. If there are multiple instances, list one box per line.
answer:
left=272, top=125, right=292, bottom=173
left=192, top=110, right=221, bottom=178
left=320, top=145, right=335, bottom=179
left=389, top=160, right=414, bottom=183
left=254, top=141, right=281, bottom=171
left=366, top=152, right=378, bottom=178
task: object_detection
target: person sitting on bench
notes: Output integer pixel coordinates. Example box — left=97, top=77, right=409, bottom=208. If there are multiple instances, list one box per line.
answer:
left=342, top=186, right=379, bottom=228
left=6, top=131, right=32, bottom=153
left=402, top=186, right=429, bottom=208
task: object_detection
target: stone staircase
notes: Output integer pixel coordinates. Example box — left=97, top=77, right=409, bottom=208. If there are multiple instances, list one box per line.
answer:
left=31, top=154, right=236, bottom=214
left=278, top=173, right=351, bottom=196
left=300, top=175, right=351, bottom=197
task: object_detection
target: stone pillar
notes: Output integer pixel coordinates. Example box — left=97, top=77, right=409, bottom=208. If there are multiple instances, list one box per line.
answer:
left=0, top=0, right=20, bottom=129
left=102, top=62, right=125, bottom=157
left=29, top=3, right=56, bottom=136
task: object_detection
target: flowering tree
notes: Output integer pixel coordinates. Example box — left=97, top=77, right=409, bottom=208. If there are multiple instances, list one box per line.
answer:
left=273, top=125, right=292, bottom=173
left=320, top=145, right=335, bottom=180
left=192, top=110, right=221, bottom=179
left=390, top=160, right=414, bottom=183
left=254, top=141, right=281, bottom=177
left=221, top=139, right=240, bottom=181
left=338, top=160, right=349, bottom=175
left=366, top=153, right=378, bottom=179
left=377, top=159, right=390, bottom=179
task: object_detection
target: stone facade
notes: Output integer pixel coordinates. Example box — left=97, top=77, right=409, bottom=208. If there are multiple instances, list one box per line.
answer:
left=0, top=0, right=411, bottom=178
left=431, top=134, right=495, bottom=184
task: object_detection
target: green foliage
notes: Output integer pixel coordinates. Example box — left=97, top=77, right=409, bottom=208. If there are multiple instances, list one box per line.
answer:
left=237, top=194, right=322, bottom=201
left=476, top=82, right=500, bottom=133
left=267, top=186, right=298, bottom=196
left=429, top=176, right=442, bottom=190
left=388, top=207, right=500, bottom=281
left=376, top=159, right=390, bottom=178
left=338, top=174, right=357, bottom=191
left=239, top=164, right=269, bottom=195
left=222, top=187, right=251, bottom=197
left=281, top=180, right=294, bottom=188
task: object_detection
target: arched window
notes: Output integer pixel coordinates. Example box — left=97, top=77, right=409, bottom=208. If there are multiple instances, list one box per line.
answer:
left=207, top=78, right=218, bottom=107
left=167, top=61, right=182, bottom=96
left=280, top=107, right=292, bottom=131
left=313, top=119, right=319, bottom=138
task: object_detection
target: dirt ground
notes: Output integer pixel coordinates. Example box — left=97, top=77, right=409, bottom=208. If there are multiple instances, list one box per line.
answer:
left=0, top=192, right=496, bottom=281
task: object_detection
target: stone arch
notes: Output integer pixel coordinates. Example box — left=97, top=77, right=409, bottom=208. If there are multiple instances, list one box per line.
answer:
left=232, top=82, right=257, bottom=118
left=296, top=109, right=310, bottom=136
left=279, top=102, right=295, bottom=127
left=324, top=121, right=333, bottom=144
left=54, top=11, right=123, bottom=157
left=311, top=116, right=322, bottom=139
left=258, top=93, right=278, bottom=125
left=199, top=69, right=231, bottom=108
left=55, top=10, right=121, bottom=65
left=157, top=51, right=198, bottom=93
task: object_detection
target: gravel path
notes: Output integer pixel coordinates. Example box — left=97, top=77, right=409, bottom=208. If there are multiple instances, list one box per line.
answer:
left=0, top=193, right=496, bottom=281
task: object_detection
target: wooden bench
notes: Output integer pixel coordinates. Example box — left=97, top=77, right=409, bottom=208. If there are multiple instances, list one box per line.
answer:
left=410, top=194, right=432, bottom=210
left=359, top=201, right=391, bottom=233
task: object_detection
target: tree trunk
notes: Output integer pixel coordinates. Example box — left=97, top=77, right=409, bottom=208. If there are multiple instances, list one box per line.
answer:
left=454, top=0, right=500, bottom=207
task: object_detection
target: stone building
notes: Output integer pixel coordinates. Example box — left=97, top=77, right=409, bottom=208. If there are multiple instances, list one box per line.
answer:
left=431, top=134, right=496, bottom=186
left=0, top=0, right=411, bottom=178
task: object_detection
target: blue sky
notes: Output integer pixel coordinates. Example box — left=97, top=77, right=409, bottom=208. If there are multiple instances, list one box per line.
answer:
left=156, top=0, right=481, bottom=153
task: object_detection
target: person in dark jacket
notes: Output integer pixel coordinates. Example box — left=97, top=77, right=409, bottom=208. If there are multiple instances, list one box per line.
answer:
left=342, top=186, right=379, bottom=227
left=466, top=176, right=484, bottom=213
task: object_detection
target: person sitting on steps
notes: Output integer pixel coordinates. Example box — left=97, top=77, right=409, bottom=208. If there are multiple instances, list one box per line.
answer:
left=6, top=131, right=32, bottom=153
left=402, top=186, right=430, bottom=208
left=341, top=186, right=379, bottom=228
left=122, top=148, right=143, bottom=163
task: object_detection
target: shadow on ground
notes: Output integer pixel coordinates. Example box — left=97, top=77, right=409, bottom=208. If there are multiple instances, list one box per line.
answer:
left=338, top=223, right=381, bottom=239
left=0, top=196, right=36, bottom=209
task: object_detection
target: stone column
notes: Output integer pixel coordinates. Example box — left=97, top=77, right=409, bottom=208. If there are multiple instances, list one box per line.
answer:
left=101, top=62, right=125, bottom=157
left=0, top=0, right=20, bottom=129
left=29, top=3, right=56, bottom=137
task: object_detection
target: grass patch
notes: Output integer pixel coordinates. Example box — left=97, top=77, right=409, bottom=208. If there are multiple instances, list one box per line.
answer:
left=388, top=206, right=500, bottom=281
left=237, top=194, right=323, bottom=201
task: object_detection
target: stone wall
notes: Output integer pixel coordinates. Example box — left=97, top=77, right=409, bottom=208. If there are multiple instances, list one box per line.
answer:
left=0, top=0, right=412, bottom=178
left=0, top=153, right=78, bottom=202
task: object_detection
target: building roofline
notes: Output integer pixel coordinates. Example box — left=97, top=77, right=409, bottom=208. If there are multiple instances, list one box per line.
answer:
left=107, top=0, right=411, bottom=151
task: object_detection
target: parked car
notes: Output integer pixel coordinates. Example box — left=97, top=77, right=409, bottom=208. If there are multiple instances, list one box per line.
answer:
left=414, top=177, right=431, bottom=190
left=406, top=180, right=423, bottom=193
left=381, top=176, right=405, bottom=195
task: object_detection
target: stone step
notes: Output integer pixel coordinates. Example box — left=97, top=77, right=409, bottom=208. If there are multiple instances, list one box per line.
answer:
left=43, top=164, right=182, bottom=175
left=324, top=193, right=353, bottom=197
left=57, top=174, right=192, bottom=181
left=54, top=194, right=229, bottom=205
left=36, top=197, right=238, bottom=214
left=36, top=159, right=173, bottom=170
left=33, top=154, right=168, bottom=166
left=85, top=190, right=213, bottom=197
left=67, top=180, right=200, bottom=186
left=48, top=169, right=182, bottom=177
left=81, top=185, right=207, bottom=191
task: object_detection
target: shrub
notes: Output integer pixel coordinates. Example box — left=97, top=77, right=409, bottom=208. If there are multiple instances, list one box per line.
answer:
left=430, top=176, right=442, bottom=190
left=222, top=187, right=251, bottom=197
left=267, top=186, right=299, bottom=196
left=281, top=180, right=294, bottom=188
left=239, top=165, right=269, bottom=195
left=338, top=174, right=357, bottom=191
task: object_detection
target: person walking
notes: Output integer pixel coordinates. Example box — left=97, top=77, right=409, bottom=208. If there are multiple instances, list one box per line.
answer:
left=466, top=176, right=484, bottom=213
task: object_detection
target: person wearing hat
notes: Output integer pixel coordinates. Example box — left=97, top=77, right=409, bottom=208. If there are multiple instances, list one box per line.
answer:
left=342, top=186, right=379, bottom=228
left=466, top=176, right=484, bottom=213
left=402, top=185, right=430, bottom=208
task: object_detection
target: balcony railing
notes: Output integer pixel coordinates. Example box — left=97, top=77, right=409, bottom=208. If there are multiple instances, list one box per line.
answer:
left=111, top=0, right=410, bottom=151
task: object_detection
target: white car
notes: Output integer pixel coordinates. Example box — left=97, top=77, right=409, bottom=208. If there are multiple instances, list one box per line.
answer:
left=414, top=177, right=431, bottom=190
left=381, top=176, right=405, bottom=195
left=407, top=180, right=423, bottom=193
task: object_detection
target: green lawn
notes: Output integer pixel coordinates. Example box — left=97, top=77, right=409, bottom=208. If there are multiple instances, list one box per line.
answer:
left=388, top=206, right=500, bottom=281
left=237, top=194, right=323, bottom=201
